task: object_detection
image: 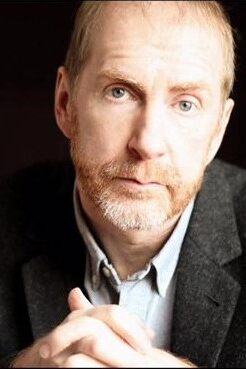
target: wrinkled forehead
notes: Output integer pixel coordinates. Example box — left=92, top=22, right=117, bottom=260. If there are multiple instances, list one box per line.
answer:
left=90, top=1, right=223, bottom=61
left=87, top=1, right=224, bottom=82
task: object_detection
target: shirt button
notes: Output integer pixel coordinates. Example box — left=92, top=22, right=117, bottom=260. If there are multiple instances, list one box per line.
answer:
left=102, top=266, right=111, bottom=278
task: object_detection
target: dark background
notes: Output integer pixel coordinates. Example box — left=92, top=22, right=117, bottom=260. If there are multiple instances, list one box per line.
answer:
left=0, top=1, right=246, bottom=176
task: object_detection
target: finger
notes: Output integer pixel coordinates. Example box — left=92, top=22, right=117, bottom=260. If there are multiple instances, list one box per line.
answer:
left=62, top=353, right=108, bottom=368
left=76, top=332, right=146, bottom=367
left=39, top=314, right=151, bottom=367
left=68, top=289, right=153, bottom=352
left=66, top=304, right=153, bottom=354
left=39, top=305, right=152, bottom=360
left=68, top=287, right=92, bottom=311
left=87, top=305, right=152, bottom=353
left=39, top=316, right=114, bottom=359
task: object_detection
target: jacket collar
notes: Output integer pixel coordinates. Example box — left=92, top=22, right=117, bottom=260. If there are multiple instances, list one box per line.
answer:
left=171, top=160, right=242, bottom=367
left=22, top=255, right=71, bottom=339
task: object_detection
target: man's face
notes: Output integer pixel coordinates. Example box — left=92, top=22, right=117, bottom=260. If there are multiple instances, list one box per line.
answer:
left=64, top=2, right=233, bottom=231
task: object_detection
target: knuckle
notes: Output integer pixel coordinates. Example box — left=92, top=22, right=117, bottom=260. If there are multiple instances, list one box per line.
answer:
left=82, top=335, right=104, bottom=357
left=48, top=327, right=66, bottom=348
left=84, top=315, right=107, bottom=333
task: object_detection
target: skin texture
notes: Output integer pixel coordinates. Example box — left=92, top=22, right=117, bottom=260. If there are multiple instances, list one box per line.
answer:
left=13, top=1, right=234, bottom=367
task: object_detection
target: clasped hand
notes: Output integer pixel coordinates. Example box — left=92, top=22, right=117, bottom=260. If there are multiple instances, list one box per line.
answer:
left=12, top=288, right=195, bottom=367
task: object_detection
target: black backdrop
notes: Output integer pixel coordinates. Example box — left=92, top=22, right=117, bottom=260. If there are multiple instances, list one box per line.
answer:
left=0, top=1, right=246, bottom=176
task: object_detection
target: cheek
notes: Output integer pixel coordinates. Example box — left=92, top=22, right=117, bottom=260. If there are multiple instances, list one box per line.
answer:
left=75, top=103, right=134, bottom=160
left=170, top=126, right=212, bottom=182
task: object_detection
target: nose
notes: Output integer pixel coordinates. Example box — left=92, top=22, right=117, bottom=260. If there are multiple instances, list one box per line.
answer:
left=128, top=102, right=166, bottom=160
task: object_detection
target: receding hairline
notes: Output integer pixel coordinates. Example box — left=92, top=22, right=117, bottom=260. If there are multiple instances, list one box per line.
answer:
left=65, top=1, right=235, bottom=99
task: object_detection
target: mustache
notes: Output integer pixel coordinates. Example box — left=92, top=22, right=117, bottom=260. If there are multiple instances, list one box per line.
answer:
left=70, top=139, right=180, bottom=187
left=97, top=160, right=180, bottom=187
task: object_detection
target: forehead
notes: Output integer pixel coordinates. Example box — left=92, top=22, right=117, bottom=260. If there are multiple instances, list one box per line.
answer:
left=91, top=1, right=222, bottom=50
left=84, top=1, right=223, bottom=90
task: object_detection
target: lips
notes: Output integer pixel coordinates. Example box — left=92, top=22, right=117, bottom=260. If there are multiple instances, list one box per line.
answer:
left=117, top=177, right=162, bottom=186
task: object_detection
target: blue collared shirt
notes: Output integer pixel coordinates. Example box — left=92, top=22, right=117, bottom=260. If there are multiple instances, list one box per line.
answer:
left=73, top=183, right=194, bottom=349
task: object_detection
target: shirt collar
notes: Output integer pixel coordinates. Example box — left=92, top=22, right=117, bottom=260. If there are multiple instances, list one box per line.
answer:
left=151, top=199, right=194, bottom=297
left=73, top=182, right=107, bottom=289
left=73, top=181, right=194, bottom=295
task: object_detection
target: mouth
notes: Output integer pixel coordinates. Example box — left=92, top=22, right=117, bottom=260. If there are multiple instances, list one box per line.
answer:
left=116, top=177, right=163, bottom=189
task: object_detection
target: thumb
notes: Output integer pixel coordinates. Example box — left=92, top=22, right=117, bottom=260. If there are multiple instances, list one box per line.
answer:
left=68, top=287, right=93, bottom=311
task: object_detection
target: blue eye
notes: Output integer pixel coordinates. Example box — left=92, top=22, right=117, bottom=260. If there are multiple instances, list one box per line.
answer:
left=179, top=101, right=193, bottom=112
left=111, top=87, right=125, bottom=98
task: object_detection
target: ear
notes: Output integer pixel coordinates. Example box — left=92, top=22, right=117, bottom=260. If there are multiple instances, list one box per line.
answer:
left=54, top=66, right=73, bottom=139
left=205, top=98, right=234, bottom=166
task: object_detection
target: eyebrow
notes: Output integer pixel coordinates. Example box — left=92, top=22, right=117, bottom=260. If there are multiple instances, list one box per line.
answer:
left=97, top=70, right=211, bottom=96
left=169, top=81, right=212, bottom=95
left=96, top=70, right=145, bottom=96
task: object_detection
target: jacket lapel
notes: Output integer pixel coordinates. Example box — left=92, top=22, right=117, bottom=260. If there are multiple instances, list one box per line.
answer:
left=22, top=255, right=71, bottom=339
left=21, top=236, right=87, bottom=340
left=171, top=161, right=242, bottom=367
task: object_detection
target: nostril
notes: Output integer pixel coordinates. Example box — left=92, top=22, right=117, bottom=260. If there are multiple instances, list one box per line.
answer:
left=128, top=146, right=144, bottom=161
left=128, top=133, right=165, bottom=161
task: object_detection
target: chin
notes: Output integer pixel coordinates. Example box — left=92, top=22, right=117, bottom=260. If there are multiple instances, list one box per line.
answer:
left=96, top=197, right=172, bottom=231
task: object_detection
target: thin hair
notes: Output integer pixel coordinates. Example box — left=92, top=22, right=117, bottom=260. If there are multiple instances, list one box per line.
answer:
left=64, top=1, right=236, bottom=99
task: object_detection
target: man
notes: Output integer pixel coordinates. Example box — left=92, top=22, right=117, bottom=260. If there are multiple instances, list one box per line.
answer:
left=0, top=0, right=245, bottom=367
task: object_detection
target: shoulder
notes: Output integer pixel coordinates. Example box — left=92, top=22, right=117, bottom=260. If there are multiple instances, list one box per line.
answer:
left=206, top=158, right=246, bottom=197
left=211, top=159, right=246, bottom=200
left=206, top=159, right=246, bottom=236
left=214, top=158, right=246, bottom=183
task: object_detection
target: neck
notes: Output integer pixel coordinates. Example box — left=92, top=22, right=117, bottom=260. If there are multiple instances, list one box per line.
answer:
left=96, top=217, right=180, bottom=280
left=80, top=195, right=181, bottom=280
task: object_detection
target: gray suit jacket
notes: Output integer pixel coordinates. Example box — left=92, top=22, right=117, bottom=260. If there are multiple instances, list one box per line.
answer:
left=0, top=159, right=245, bottom=367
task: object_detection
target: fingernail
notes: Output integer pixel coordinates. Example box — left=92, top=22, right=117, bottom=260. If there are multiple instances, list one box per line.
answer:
left=72, top=287, right=82, bottom=295
left=39, top=344, right=50, bottom=359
